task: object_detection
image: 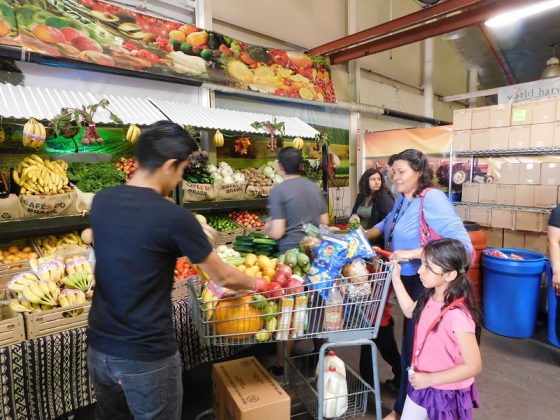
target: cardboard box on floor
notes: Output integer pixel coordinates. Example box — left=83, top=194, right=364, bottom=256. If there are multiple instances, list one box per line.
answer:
left=481, top=227, right=503, bottom=248
left=503, top=230, right=525, bottom=249
left=524, top=232, right=548, bottom=255
left=213, top=357, right=290, bottom=420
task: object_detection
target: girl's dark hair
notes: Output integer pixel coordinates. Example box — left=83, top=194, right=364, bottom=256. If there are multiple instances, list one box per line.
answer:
left=393, top=148, right=433, bottom=196
left=278, top=147, right=303, bottom=175
left=413, top=238, right=482, bottom=338
left=357, top=168, right=393, bottom=205
left=135, top=120, right=198, bottom=172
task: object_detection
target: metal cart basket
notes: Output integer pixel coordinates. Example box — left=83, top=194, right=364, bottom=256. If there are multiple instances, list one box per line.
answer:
left=188, top=258, right=394, bottom=420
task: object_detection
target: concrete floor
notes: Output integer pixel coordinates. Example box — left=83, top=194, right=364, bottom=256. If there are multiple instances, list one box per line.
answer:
left=65, top=305, right=560, bottom=420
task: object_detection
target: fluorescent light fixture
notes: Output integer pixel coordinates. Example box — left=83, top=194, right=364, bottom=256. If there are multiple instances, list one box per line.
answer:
left=485, top=0, right=560, bottom=28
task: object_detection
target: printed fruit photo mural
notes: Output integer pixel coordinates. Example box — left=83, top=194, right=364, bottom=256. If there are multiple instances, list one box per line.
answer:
left=0, top=0, right=336, bottom=103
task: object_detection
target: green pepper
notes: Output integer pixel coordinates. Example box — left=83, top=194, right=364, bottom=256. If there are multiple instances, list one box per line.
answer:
left=200, top=49, right=213, bottom=59
left=180, top=42, right=193, bottom=54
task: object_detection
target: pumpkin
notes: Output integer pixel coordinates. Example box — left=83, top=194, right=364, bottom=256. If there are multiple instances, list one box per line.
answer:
left=213, top=295, right=263, bottom=339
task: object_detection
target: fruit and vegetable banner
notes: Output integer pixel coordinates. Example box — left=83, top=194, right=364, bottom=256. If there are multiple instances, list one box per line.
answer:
left=0, top=0, right=336, bottom=103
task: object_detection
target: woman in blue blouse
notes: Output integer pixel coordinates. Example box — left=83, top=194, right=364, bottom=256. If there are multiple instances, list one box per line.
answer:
left=366, top=149, right=473, bottom=420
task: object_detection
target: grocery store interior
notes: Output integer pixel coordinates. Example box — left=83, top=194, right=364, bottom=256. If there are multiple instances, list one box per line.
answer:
left=1, top=0, right=560, bottom=419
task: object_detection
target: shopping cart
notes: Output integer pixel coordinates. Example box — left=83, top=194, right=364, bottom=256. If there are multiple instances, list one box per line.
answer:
left=188, top=258, right=394, bottom=420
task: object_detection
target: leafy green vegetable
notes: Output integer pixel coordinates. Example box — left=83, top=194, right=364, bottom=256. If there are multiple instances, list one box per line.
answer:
left=67, top=162, right=126, bottom=193
left=310, top=55, right=330, bottom=68
left=245, top=45, right=271, bottom=64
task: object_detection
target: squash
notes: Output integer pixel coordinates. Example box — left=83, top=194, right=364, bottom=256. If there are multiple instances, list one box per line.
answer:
left=213, top=295, right=263, bottom=339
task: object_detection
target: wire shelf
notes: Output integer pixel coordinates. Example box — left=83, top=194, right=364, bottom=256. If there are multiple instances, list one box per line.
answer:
left=454, top=146, right=560, bottom=157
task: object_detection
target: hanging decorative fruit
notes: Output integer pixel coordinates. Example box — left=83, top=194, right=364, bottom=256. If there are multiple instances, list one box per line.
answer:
left=292, top=137, right=304, bottom=150
left=126, top=124, right=141, bottom=144
left=234, top=137, right=251, bottom=155
left=214, top=130, right=224, bottom=147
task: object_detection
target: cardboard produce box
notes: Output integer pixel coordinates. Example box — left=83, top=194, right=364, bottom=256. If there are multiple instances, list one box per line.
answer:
left=496, top=185, right=515, bottom=206
left=518, top=163, right=541, bottom=185
left=515, top=211, right=542, bottom=232
left=554, top=122, right=560, bottom=147
left=472, top=106, right=491, bottom=129
left=470, top=129, right=489, bottom=151
left=481, top=227, right=503, bottom=248
left=503, top=230, right=525, bottom=249
left=478, top=184, right=497, bottom=204
left=540, top=163, right=560, bottom=185
left=453, top=109, right=472, bottom=131
left=524, top=232, right=548, bottom=255
left=533, top=97, right=557, bottom=124
left=213, top=357, right=290, bottom=420
left=530, top=123, right=554, bottom=148
left=508, top=125, right=531, bottom=149
left=511, top=101, right=533, bottom=125
left=454, top=204, right=469, bottom=220
left=534, top=186, right=558, bottom=208
left=468, top=207, right=491, bottom=226
left=452, top=130, right=471, bottom=152
left=490, top=104, right=512, bottom=128
left=498, top=163, right=520, bottom=184
left=491, top=209, right=514, bottom=229
left=488, top=127, right=509, bottom=150
left=514, top=185, right=535, bottom=207
left=461, top=182, right=479, bottom=203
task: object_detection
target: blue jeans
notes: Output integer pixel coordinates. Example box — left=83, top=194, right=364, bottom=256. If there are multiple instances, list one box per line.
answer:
left=394, top=274, right=425, bottom=415
left=87, top=347, right=182, bottom=420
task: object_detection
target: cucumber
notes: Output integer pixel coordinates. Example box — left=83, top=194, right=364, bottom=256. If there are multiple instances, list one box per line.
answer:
left=250, top=233, right=268, bottom=239
left=236, top=236, right=255, bottom=242
left=233, top=244, right=255, bottom=253
left=223, top=257, right=245, bottom=266
left=253, top=238, right=277, bottom=245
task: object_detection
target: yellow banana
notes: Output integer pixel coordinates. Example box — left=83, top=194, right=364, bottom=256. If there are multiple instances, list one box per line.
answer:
left=213, top=130, right=224, bottom=147
left=47, top=281, right=59, bottom=301
left=22, top=284, right=45, bottom=304
left=292, top=137, right=304, bottom=150
left=9, top=299, right=32, bottom=313
left=12, top=169, right=20, bottom=186
left=58, top=295, right=70, bottom=307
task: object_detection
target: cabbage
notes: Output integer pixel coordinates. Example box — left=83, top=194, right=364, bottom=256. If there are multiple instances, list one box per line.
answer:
left=273, top=175, right=283, bottom=184
left=263, top=167, right=275, bottom=178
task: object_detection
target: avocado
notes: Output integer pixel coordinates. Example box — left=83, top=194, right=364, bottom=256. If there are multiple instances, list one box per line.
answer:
left=285, top=251, right=297, bottom=268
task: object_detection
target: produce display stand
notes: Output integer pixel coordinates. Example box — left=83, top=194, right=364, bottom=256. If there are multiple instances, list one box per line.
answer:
left=189, top=259, right=394, bottom=420
left=0, top=292, right=241, bottom=420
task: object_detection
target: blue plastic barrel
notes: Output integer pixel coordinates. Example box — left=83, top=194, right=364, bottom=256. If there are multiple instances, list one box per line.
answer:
left=482, top=248, right=546, bottom=338
left=546, top=263, right=560, bottom=348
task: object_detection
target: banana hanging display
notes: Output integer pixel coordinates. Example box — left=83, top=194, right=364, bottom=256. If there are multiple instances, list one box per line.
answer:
left=213, top=130, right=224, bottom=147
left=125, top=124, right=141, bottom=144
left=12, top=154, right=71, bottom=196
left=22, top=118, right=47, bottom=149
left=292, top=137, right=304, bottom=150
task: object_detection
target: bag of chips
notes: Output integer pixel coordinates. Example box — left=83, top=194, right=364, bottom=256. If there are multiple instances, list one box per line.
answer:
left=306, top=235, right=348, bottom=300
left=343, top=228, right=374, bottom=261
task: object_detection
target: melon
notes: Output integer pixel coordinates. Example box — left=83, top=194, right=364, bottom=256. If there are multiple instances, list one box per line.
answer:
left=213, top=295, right=263, bottom=339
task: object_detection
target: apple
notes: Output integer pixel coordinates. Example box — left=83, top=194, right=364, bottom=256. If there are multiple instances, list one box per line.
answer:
left=264, top=281, right=283, bottom=299
left=254, top=279, right=267, bottom=293
left=285, top=279, right=304, bottom=295
left=272, top=272, right=288, bottom=287
left=276, top=264, right=292, bottom=278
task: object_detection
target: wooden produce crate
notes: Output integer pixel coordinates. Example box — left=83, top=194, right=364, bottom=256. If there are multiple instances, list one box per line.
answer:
left=243, top=225, right=266, bottom=236
left=24, top=301, right=91, bottom=340
left=216, top=224, right=244, bottom=246
left=0, top=290, right=26, bottom=348
left=0, top=238, right=41, bottom=273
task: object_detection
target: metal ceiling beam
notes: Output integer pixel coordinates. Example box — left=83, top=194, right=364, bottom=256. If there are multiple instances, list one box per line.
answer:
left=307, top=0, right=486, bottom=56
left=329, top=0, right=532, bottom=65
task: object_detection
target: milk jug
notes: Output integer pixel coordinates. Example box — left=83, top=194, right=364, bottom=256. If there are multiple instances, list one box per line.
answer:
left=316, top=350, right=346, bottom=378
left=323, top=366, right=348, bottom=418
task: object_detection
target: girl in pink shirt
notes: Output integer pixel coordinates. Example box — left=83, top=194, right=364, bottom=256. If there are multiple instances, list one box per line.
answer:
left=391, top=238, right=482, bottom=420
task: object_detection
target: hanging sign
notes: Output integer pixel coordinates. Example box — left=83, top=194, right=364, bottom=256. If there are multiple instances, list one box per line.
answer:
left=498, top=76, right=560, bottom=104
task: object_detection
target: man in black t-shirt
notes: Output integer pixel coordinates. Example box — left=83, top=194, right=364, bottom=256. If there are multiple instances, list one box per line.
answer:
left=87, top=121, right=256, bottom=420
left=547, top=205, right=560, bottom=343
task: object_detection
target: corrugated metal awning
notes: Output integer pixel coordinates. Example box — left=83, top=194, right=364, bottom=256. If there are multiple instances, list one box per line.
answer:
left=149, top=99, right=320, bottom=138
left=0, top=83, right=166, bottom=124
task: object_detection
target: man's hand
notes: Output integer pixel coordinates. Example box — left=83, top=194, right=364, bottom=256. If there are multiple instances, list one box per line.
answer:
left=553, top=274, right=560, bottom=296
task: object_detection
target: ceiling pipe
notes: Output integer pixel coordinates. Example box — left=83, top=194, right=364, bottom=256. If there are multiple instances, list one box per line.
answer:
left=329, top=0, right=532, bottom=64
left=202, top=82, right=449, bottom=125
left=307, top=0, right=486, bottom=56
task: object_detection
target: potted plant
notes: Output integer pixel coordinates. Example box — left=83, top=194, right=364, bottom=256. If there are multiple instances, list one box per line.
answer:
left=50, top=98, right=123, bottom=152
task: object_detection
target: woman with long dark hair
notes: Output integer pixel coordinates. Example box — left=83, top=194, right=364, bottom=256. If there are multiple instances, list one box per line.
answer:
left=366, top=149, right=473, bottom=420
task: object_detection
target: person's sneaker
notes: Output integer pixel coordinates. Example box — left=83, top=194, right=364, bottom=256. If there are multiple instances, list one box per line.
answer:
left=383, top=379, right=400, bottom=394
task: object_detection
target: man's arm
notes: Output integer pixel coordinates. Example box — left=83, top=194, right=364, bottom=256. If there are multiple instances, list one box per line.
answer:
left=266, top=218, right=286, bottom=240
left=548, top=224, right=560, bottom=293
left=320, top=213, right=329, bottom=225
left=198, top=251, right=256, bottom=291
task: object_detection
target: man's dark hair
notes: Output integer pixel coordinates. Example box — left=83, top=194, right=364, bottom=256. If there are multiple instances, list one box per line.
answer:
left=135, top=121, right=198, bottom=172
left=278, top=147, right=303, bottom=175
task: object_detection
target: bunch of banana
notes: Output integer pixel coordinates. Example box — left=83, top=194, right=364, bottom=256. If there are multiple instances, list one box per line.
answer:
left=0, top=126, right=5, bottom=144
left=213, top=130, right=224, bottom=147
left=126, top=124, right=141, bottom=144
left=7, top=271, right=39, bottom=293
left=22, top=118, right=47, bottom=149
left=63, top=271, right=93, bottom=293
left=64, top=255, right=93, bottom=274
left=12, top=155, right=71, bottom=196
left=200, top=286, right=218, bottom=321
left=35, top=232, right=87, bottom=255
left=31, top=257, right=65, bottom=284
left=58, top=290, right=86, bottom=317
left=21, top=281, right=60, bottom=307
left=9, top=299, right=32, bottom=313
left=292, top=137, right=304, bottom=150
